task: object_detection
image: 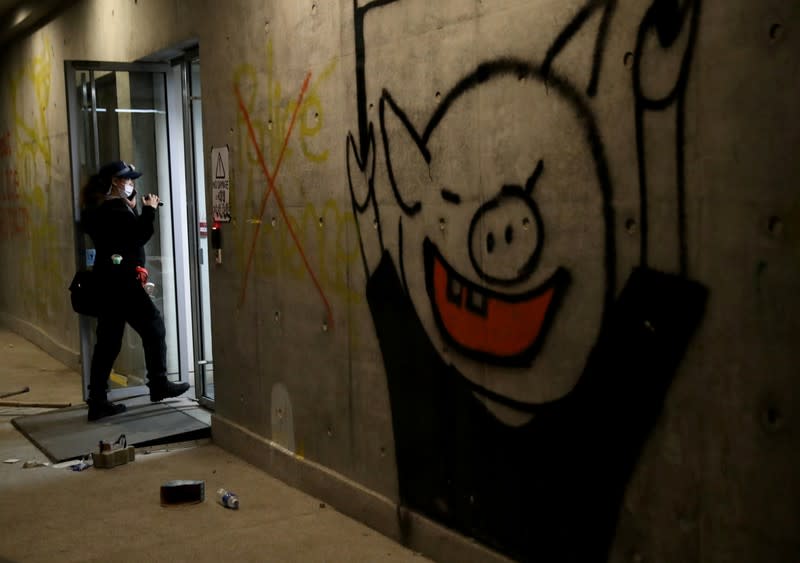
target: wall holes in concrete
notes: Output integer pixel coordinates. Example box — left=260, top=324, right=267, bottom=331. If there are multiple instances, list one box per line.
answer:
left=271, top=383, right=295, bottom=452
left=380, top=447, right=386, bottom=457
left=761, top=406, right=784, bottom=433
left=373, top=219, right=379, bottom=230
left=271, top=216, right=277, bottom=227
left=327, top=426, right=333, bottom=437
left=369, top=102, right=374, bottom=111
left=767, top=215, right=784, bottom=238
left=625, top=217, right=638, bottom=235
left=265, top=21, right=270, bottom=34
left=769, top=23, right=784, bottom=43
left=322, top=320, right=329, bottom=332
left=439, top=217, right=446, bottom=231
left=522, top=217, right=530, bottom=230
left=267, top=119, right=273, bottom=131
left=312, top=3, right=317, bottom=15
left=624, top=51, right=634, bottom=68
left=435, top=91, right=441, bottom=101
left=318, top=216, right=324, bottom=227
left=274, top=311, right=280, bottom=322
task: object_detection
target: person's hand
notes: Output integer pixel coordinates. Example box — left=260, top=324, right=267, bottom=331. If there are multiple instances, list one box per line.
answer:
left=125, top=196, right=136, bottom=209
left=143, top=194, right=160, bottom=208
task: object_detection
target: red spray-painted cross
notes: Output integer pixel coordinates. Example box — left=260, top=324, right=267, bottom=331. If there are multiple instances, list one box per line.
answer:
left=234, top=72, right=334, bottom=328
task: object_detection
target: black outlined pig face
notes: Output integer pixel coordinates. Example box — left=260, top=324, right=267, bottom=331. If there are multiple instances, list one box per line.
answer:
left=380, top=62, right=614, bottom=405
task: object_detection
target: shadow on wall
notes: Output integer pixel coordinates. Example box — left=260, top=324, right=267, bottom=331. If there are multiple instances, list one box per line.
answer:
left=346, top=0, right=708, bottom=561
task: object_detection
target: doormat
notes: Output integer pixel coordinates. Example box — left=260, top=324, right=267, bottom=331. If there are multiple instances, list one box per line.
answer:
left=10, top=395, right=210, bottom=463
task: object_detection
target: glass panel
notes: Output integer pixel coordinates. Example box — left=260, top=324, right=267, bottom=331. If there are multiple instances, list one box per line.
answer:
left=77, top=68, right=180, bottom=389
left=190, top=58, right=214, bottom=400
left=75, top=70, right=97, bottom=189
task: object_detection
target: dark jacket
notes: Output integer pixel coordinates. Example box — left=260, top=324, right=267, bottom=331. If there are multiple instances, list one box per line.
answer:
left=366, top=251, right=706, bottom=562
left=81, top=198, right=156, bottom=276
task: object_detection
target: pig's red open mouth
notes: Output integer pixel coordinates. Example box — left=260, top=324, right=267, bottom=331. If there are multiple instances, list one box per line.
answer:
left=423, top=238, right=569, bottom=366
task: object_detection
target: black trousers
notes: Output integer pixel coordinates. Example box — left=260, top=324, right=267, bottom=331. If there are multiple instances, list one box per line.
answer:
left=88, top=273, right=167, bottom=398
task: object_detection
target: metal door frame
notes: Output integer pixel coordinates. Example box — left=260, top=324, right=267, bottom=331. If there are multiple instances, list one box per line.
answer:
left=173, top=49, right=215, bottom=409
left=65, top=60, right=194, bottom=401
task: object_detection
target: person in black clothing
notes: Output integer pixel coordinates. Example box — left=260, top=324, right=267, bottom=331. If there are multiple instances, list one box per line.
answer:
left=80, top=160, right=189, bottom=421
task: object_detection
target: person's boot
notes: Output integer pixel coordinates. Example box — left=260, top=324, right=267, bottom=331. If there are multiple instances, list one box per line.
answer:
left=87, top=398, right=127, bottom=421
left=148, top=377, right=190, bottom=402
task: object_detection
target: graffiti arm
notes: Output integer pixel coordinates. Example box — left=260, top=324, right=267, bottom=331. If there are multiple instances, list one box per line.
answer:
left=353, top=0, right=402, bottom=163
left=633, top=0, right=701, bottom=276
left=349, top=0, right=403, bottom=277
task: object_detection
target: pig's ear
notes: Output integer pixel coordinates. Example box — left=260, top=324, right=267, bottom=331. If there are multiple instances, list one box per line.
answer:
left=379, top=89, right=429, bottom=216
left=541, top=0, right=615, bottom=97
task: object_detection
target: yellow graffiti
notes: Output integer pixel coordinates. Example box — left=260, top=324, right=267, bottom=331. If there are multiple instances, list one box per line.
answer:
left=2, top=36, right=63, bottom=320
left=230, top=41, right=360, bottom=307
left=299, top=60, right=336, bottom=163
left=232, top=42, right=336, bottom=218
left=259, top=199, right=361, bottom=305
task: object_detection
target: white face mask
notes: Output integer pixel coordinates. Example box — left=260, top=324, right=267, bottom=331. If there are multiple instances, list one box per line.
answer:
left=119, top=179, right=134, bottom=198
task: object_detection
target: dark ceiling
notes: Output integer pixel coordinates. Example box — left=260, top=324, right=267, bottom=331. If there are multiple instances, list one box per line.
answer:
left=0, top=0, right=79, bottom=48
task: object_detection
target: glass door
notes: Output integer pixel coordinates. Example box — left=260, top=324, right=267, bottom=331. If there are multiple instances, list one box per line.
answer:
left=174, top=51, right=215, bottom=406
left=66, top=61, right=186, bottom=401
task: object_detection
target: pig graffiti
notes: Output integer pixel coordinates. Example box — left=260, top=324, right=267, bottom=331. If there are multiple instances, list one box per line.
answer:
left=347, top=2, right=707, bottom=562
left=376, top=64, right=612, bottom=391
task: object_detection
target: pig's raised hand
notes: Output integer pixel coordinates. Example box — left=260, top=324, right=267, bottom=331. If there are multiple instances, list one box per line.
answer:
left=632, top=0, right=700, bottom=275
left=347, top=124, right=383, bottom=277
left=633, top=0, right=699, bottom=104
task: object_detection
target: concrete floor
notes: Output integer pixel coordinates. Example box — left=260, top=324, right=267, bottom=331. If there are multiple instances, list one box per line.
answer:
left=0, top=328, right=431, bottom=563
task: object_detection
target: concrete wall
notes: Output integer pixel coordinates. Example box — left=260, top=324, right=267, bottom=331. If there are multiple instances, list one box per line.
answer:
left=1, top=1, right=798, bottom=561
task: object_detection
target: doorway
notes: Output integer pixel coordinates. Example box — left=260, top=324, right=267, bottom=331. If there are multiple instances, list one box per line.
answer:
left=65, top=52, right=214, bottom=407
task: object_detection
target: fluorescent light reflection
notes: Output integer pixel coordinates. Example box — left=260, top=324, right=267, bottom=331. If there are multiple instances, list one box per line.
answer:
left=81, top=108, right=165, bottom=114
left=13, top=8, right=32, bottom=27
left=115, top=109, right=166, bottom=114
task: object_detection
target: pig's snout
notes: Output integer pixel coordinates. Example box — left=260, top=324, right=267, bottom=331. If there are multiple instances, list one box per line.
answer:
left=468, top=187, right=543, bottom=286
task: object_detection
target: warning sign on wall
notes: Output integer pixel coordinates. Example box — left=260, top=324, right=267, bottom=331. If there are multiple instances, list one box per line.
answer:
left=211, top=146, right=231, bottom=223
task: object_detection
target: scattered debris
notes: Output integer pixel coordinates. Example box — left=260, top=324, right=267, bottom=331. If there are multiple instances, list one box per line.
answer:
left=3, top=458, right=20, bottom=464
left=52, top=459, right=86, bottom=470
left=140, top=438, right=209, bottom=455
left=160, top=480, right=205, bottom=505
left=217, top=488, right=240, bottom=509
left=70, top=459, right=92, bottom=472
left=22, top=460, right=50, bottom=468
left=0, top=400, right=71, bottom=408
left=92, top=434, right=135, bottom=468
left=0, top=386, right=30, bottom=399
